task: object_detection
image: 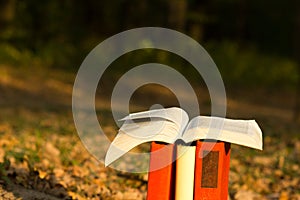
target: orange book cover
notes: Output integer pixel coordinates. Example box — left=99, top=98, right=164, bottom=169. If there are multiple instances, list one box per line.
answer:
left=147, top=142, right=176, bottom=200
left=194, top=141, right=231, bottom=200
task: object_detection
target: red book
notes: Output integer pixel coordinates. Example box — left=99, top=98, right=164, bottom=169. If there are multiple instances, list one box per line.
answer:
left=147, top=142, right=176, bottom=200
left=194, top=141, right=231, bottom=200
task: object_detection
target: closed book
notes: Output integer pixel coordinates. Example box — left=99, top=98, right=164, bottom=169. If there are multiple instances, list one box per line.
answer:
left=147, top=141, right=176, bottom=200
left=194, top=140, right=231, bottom=200
left=175, top=144, right=196, bottom=200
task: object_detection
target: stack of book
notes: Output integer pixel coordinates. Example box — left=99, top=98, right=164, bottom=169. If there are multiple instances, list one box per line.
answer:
left=105, top=107, right=263, bottom=200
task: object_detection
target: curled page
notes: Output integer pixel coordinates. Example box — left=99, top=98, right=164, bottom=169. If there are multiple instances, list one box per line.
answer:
left=105, top=107, right=189, bottom=166
left=119, top=107, right=189, bottom=132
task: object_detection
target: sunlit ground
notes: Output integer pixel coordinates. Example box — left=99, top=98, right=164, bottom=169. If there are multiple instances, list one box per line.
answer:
left=0, top=64, right=299, bottom=199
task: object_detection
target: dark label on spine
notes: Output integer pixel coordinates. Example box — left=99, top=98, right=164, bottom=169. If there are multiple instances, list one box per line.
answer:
left=201, top=151, right=219, bottom=188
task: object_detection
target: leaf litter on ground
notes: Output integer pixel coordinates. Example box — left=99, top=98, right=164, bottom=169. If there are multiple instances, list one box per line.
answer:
left=0, top=65, right=299, bottom=199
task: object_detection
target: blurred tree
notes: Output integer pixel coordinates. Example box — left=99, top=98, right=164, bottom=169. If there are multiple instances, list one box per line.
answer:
left=236, top=0, right=246, bottom=45
left=0, top=0, right=15, bottom=23
left=293, top=0, right=300, bottom=120
left=186, top=0, right=208, bottom=42
left=0, top=0, right=15, bottom=38
left=168, top=0, right=187, bottom=31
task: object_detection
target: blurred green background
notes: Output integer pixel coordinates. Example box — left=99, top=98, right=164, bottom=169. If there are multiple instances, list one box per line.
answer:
left=0, top=0, right=299, bottom=112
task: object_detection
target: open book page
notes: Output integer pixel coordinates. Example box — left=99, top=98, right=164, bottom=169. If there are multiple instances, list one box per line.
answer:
left=182, top=116, right=263, bottom=150
left=105, top=107, right=189, bottom=166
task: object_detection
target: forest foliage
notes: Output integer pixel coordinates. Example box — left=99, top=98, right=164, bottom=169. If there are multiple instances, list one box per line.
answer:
left=0, top=0, right=299, bottom=89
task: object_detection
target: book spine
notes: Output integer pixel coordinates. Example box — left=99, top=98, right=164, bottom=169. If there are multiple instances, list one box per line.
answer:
left=147, top=142, right=176, bottom=200
left=175, top=144, right=196, bottom=200
left=194, top=141, right=231, bottom=200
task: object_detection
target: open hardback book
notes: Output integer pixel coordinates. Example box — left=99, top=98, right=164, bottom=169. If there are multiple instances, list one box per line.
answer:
left=105, top=107, right=263, bottom=166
